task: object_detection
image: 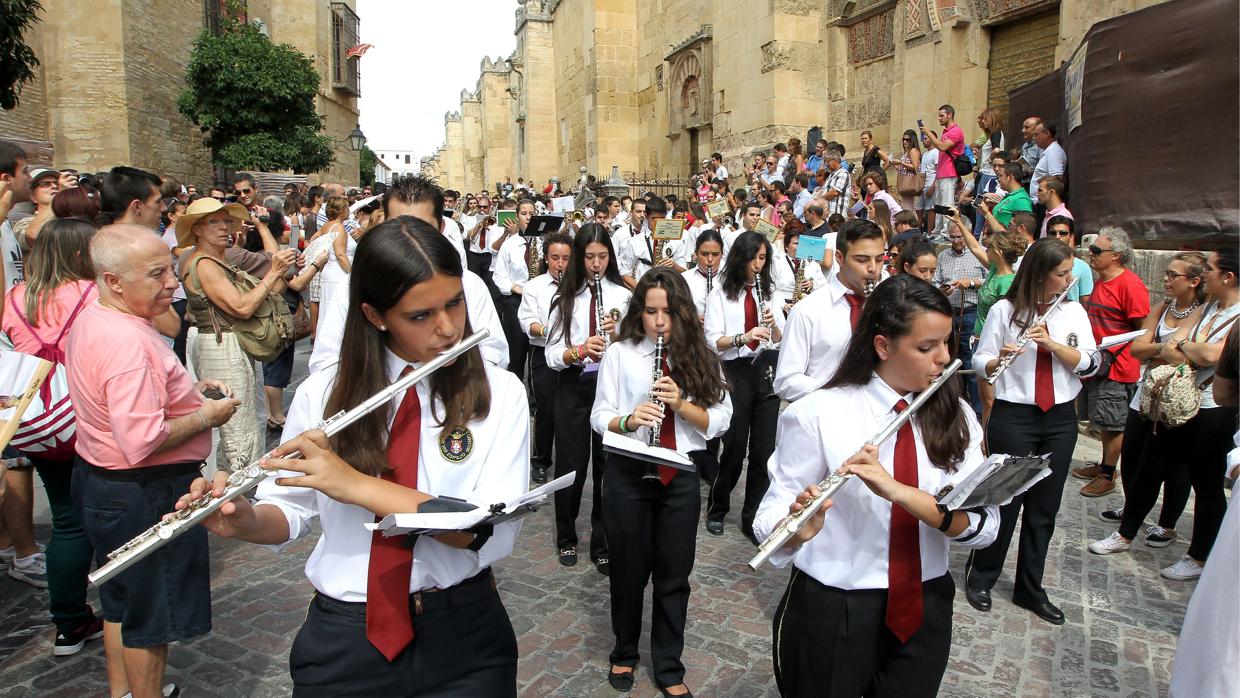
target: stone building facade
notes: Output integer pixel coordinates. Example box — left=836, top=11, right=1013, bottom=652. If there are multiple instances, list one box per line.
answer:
left=0, top=0, right=362, bottom=187
left=423, top=0, right=1168, bottom=193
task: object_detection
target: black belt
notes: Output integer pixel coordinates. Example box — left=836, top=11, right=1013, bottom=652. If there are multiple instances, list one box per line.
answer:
left=313, top=568, right=497, bottom=618
left=79, top=458, right=204, bottom=482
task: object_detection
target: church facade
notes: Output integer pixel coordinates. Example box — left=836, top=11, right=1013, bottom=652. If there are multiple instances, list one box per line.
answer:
left=422, top=0, right=1167, bottom=193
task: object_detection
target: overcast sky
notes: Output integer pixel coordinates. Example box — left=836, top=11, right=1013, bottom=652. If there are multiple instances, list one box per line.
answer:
left=356, top=1, right=517, bottom=160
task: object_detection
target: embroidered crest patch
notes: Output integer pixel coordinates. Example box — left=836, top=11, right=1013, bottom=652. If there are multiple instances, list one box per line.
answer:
left=440, top=426, right=474, bottom=463
left=1067, top=333, right=1078, bottom=348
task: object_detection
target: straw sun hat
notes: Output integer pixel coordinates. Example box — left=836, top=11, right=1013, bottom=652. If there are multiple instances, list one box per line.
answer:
left=175, top=197, right=250, bottom=247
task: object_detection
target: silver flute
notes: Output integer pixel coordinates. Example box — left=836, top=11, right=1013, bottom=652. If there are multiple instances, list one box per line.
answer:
left=985, top=277, right=1074, bottom=385
left=748, top=358, right=962, bottom=570
left=88, top=330, right=490, bottom=587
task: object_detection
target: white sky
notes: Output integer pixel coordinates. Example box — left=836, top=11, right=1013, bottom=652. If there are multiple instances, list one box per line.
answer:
left=356, top=1, right=518, bottom=160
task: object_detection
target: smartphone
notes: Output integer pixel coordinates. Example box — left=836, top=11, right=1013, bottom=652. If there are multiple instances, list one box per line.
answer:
left=917, top=119, right=924, bottom=128
left=202, top=388, right=226, bottom=400
left=933, top=204, right=956, bottom=215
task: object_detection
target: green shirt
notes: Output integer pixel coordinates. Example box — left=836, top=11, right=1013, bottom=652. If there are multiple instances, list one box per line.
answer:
left=991, top=188, right=1033, bottom=227
left=975, top=266, right=1015, bottom=334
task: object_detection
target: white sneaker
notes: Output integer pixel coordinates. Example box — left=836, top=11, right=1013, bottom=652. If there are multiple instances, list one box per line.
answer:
left=8, top=552, right=49, bottom=588
left=1160, top=556, right=1204, bottom=581
left=0, top=542, right=46, bottom=565
left=1089, top=532, right=1132, bottom=555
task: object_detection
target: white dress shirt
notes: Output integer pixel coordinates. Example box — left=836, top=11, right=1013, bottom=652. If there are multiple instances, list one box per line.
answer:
left=544, top=278, right=632, bottom=370
left=255, top=354, right=529, bottom=601
left=440, top=216, right=469, bottom=268
left=590, top=336, right=733, bottom=452
left=1029, top=141, right=1067, bottom=196
left=627, top=226, right=691, bottom=280
left=715, top=165, right=729, bottom=181
left=771, top=249, right=826, bottom=301
left=612, top=224, right=636, bottom=277
left=973, top=298, right=1098, bottom=406
left=493, top=235, right=536, bottom=296
left=517, top=273, right=558, bottom=348
left=752, top=377, right=1000, bottom=586
left=680, top=267, right=719, bottom=318
left=773, top=272, right=858, bottom=401
left=308, top=270, right=509, bottom=374
left=703, top=282, right=786, bottom=361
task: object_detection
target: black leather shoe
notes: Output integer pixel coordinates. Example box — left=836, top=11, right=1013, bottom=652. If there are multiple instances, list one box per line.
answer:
left=608, top=668, right=635, bottom=692
left=594, top=556, right=610, bottom=576
left=965, top=585, right=991, bottom=612
left=705, top=521, right=724, bottom=536
left=558, top=547, right=578, bottom=567
left=659, top=687, right=693, bottom=698
left=1013, top=596, right=1064, bottom=625
left=532, top=466, right=548, bottom=484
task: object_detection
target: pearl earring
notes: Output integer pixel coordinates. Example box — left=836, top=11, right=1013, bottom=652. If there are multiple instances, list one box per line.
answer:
left=379, top=325, right=387, bottom=331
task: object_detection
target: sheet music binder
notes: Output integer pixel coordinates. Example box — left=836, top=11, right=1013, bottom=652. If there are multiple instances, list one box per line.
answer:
left=369, top=473, right=576, bottom=536
left=602, top=430, right=696, bottom=472
left=935, top=454, right=1052, bottom=510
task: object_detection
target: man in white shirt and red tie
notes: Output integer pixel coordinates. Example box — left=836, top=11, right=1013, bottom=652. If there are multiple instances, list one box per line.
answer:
left=774, top=219, right=885, bottom=402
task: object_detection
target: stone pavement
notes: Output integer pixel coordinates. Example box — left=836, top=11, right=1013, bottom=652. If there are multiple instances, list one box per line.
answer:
left=0, top=349, right=1204, bottom=696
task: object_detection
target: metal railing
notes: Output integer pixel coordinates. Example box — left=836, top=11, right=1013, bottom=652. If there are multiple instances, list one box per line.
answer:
left=624, top=173, right=694, bottom=200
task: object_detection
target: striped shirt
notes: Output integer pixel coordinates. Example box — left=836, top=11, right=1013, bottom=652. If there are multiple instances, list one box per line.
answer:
left=934, top=248, right=987, bottom=308
left=824, top=167, right=851, bottom=217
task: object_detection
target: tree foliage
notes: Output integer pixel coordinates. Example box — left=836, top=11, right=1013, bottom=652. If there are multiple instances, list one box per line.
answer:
left=0, top=0, right=43, bottom=111
left=359, top=146, right=377, bottom=187
left=178, top=20, right=334, bottom=173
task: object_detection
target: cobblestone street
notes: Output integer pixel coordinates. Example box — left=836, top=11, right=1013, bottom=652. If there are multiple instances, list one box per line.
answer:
left=0, top=347, right=1201, bottom=697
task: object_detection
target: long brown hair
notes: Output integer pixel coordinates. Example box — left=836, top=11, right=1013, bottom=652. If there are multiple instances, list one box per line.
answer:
left=827, top=275, right=969, bottom=470
left=324, top=216, right=491, bottom=476
left=1005, top=238, right=1075, bottom=331
left=616, top=268, right=728, bottom=406
left=23, top=217, right=96, bottom=325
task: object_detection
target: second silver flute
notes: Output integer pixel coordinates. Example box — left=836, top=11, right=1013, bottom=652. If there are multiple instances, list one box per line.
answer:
left=986, top=277, right=1074, bottom=385
left=88, top=330, right=490, bottom=586
left=748, top=358, right=962, bottom=570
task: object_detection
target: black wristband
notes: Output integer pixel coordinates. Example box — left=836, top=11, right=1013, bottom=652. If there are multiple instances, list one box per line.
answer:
left=466, top=523, right=494, bottom=552
left=936, top=504, right=954, bottom=532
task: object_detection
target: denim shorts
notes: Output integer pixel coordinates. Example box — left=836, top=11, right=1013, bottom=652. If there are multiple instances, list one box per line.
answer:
left=72, top=457, right=212, bottom=647
left=263, top=341, right=296, bottom=388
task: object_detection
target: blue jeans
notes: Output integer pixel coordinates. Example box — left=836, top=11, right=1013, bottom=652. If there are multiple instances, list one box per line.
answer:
left=971, top=174, right=996, bottom=234
left=953, top=306, right=980, bottom=416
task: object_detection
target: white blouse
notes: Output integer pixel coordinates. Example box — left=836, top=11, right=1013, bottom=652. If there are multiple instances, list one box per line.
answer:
left=973, top=298, right=1098, bottom=406
left=544, top=277, right=632, bottom=370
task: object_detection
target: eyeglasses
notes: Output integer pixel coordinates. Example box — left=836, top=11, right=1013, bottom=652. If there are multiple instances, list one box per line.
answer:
left=1088, top=245, right=1114, bottom=255
left=1164, top=270, right=1197, bottom=280
left=234, top=188, right=252, bottom=196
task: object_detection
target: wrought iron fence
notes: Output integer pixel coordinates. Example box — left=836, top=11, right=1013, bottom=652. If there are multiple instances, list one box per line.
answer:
left=623, top=172, right=695, bottom=200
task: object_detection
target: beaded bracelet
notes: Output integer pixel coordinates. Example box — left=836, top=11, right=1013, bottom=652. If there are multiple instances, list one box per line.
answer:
left=619, top=414, right=631, bottom=433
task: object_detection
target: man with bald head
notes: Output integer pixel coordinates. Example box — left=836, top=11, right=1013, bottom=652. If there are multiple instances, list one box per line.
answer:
left=67, top=226, right=239, bottom=698
left=315, top=181, right=360, bottom=235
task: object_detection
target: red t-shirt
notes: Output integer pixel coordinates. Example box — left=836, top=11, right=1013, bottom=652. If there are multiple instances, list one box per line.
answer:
left=1085, top=268, right=1151, bottom=383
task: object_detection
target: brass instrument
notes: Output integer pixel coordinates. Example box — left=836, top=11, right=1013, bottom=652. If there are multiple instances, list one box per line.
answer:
left=792, top=259, right=808, bottom=303
left=749, top=358, right=963, bottom=570
left=651, top=235, right=665, bottom=268
left=722, top=216, right=735, bottom=229
left=643, top=332, right=666, bottom=481
left=567, top=210, right=586, bottom=225
left=524, top=236, right=541, bottom=279
left=986, top=277, right=1074, bottom=385
left=89, top=331, right=491, bottom=586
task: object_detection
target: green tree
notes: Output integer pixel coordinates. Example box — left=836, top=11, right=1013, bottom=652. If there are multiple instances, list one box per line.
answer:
left=0, top=0, right=43, bottom=110
left=178, top=19, right=333, bottom=173
left=359, top=146, right=377, bottom=187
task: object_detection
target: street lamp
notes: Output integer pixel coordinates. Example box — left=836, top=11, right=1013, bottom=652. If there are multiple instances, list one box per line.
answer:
left=348, top=124, right=366, bottom=152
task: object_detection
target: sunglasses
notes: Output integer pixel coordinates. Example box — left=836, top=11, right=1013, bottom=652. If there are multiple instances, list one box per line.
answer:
left=1164, top=270, right=1197, bottom=281
left=234, top=188, right=252, bottom=196
left=212, top=196, right=227, bottom=202
left=1048, top=228, right=1072, bottom=237
left=1088, top=245, right=1114, bottom=255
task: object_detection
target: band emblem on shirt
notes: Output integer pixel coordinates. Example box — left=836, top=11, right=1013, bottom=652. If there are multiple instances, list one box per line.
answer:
left=1067, top=333, right=1078, bottom=348
left=440, top=426, right=474, bottom=463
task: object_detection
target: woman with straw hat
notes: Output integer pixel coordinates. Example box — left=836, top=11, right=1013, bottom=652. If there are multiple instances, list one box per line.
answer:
left=177, top=197, right=296, bottom=474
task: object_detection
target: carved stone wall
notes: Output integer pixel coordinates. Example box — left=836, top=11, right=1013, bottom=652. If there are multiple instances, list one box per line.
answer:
left=666, top=29, right=712, bottom=134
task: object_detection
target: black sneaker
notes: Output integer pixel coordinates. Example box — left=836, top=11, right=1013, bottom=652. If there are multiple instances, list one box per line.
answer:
left=1099, top=507, right=1123, bottom=523
left=54, top=616, right=105, bottom=657
left=558, top=547, right=578, bottom=566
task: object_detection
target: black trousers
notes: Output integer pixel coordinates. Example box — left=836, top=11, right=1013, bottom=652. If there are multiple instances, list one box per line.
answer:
left=289, top=570, right=517, bottom=697
left=466, top=250, right=501, bottom=307
left=1117, top=407, right=1189, bottom=530
left=498, top=293, right=529, bottom=379
left=773, top=569, right=955, bottom=698
left=602, top=454, right=700, bottom=688
left=171, top=298, right=189, bottom=365
left=708, top=357, right=778, bottom=535
left=967, top=399, right=1077, bottom=603
left=553, top=365, right=607, bottom=559
left=691, top=437, right=720, bottom=484
left=529, top=348, right=556, bottom=467
left=1120, top=406, right=1236, bottom=560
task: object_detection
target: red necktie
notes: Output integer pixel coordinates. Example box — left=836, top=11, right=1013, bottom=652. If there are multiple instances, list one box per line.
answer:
left=657, top=359, right=677, bottom=485
left=479, top=224, right=487, bottom=249
left=744, top=284, right=759, bottom=350
left=886, top=398, right=923, bottom=644
left=1034, top=347, right=1056, bottom=411
left=845, top=293, right=865, bottom=330
left=589, top=285, right=598, bottom=338
left=365, top=370, right=422, bottom=661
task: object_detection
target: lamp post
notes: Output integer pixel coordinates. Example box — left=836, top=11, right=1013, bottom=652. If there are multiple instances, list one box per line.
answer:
left=348, top=124, right=367, bottom=152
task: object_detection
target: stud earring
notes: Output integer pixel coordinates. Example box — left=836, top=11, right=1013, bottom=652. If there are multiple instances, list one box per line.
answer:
left=379, top=325, right=387, bottom=331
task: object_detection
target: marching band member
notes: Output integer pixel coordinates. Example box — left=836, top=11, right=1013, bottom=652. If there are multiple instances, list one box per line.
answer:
left=755, top=275, right=999, bottom=698
left=721, top=201, right=763, bottom=258
left=592, top=268, right=732, bottom=698
left=703, top=231, right=784, bottom=542
left=772, top=229, right=825, bottom=316
left=773, top=219, right=885, bottom=402
left=680, top=229, right=724, bottom=320
left=463, top=194, right=501, bottom=298
left=614, top=198, right=645, bottom=287
left=546, top=223, right=632, bottom=573
left=966, top=238, right=1098, bottom=624
left=624, top=197, right=691, bottom=285
left=177, top=219, right=529, bottom=695
left=518, top=231, right=574, bottom=484
left=492, top=199, right=539, bottom=377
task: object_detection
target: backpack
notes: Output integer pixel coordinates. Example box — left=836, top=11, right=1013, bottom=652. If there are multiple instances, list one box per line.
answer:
left=187, top=256, right=293, bottom=363
left=7, top=283, right=94, bottom=460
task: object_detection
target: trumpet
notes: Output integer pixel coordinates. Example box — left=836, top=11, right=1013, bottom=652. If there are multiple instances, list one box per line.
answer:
left=89, top=330, right=491, bottom=586
left=643, top=332, right=667, bottom=481
left=986, top=277, right=1074, bottom=385
left=748, top=358, right=962, bottom=570
left=567, top=210, right=586, bottom=224
left=722, top=216, right=735, bottom=229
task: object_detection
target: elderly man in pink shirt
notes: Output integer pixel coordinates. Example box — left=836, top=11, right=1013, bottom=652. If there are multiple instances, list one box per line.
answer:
left=67, top=225, right=238, bottom=698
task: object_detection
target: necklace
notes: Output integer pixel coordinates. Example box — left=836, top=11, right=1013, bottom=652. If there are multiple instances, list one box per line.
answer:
left=1168, top=298, right=1200, bottom=319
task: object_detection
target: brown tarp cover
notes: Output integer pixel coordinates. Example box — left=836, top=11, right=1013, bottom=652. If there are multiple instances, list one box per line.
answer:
left=1007, top=0, right=1239, bottom=249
